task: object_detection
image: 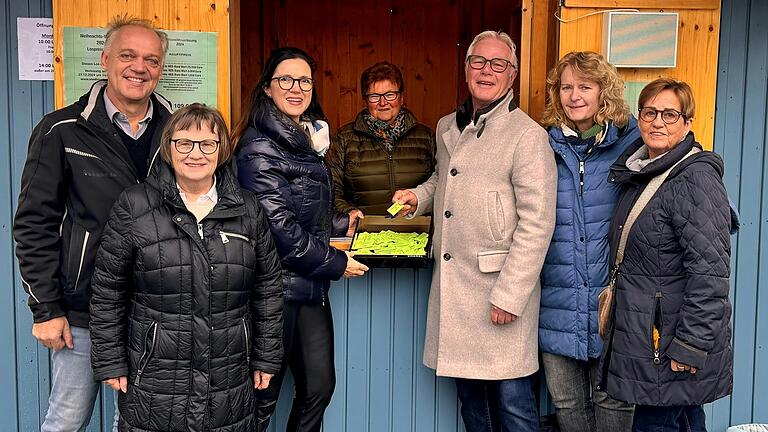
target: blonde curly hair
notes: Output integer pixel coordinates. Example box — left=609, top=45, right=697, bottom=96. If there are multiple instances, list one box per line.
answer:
left=541, top=51, right=629, bottom=130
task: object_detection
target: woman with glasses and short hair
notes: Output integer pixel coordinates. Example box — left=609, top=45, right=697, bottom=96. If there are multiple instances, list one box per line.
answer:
left=327, top=61, right=436, bottom=215
left=233, top=47, right=369, bottom=432
left=89, top=103, right=285, bottom=431
left=598, top=78, right=736, bottom=432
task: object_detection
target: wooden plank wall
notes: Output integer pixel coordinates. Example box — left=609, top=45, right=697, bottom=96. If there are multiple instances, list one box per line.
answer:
left=558, top=1, right=721, bottom=149
left=51, top=0, right=233, bottom=124
left=712, top=0, right=768, bottom=428
left=237, top=0, right=524, bottom=132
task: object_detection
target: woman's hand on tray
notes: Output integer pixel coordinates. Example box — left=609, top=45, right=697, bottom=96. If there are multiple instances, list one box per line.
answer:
left=347, top=209, right=365, bottom=236
left=343, top=251, right=369, bottom=278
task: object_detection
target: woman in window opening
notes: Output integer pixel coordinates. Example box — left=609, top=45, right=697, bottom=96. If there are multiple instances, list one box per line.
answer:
left=327, top=61, right=436, bottom=215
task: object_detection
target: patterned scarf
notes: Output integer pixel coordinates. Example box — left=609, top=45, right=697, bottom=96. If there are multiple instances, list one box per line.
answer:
left=362, top=109, right=408, bottom=153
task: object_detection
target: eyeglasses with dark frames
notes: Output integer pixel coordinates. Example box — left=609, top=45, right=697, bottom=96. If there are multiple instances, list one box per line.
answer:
left=639, top=107, right=686, bottom=125
left=172, top=138, right=220, bottom=155
left=365, top=91, right=401, bottom=103
left=466, top=55, right=514, bottom=73
left=272, top=75, right=314, bottom=92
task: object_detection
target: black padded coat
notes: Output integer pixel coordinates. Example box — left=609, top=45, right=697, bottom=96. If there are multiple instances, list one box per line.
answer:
left=236, top=102, right=349, bottom=304
left=597, top=133, right=736, bottom=406
left=90, top=160, right=284, bottom=432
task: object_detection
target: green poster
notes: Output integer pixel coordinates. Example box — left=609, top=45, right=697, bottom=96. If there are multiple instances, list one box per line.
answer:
left=63, top=27, right=218, bottom=110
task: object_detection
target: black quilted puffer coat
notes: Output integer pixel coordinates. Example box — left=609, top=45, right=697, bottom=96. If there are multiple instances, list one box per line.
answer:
left=90, top=160, right=284, bottom=432
left=597, top=133, right=736, bottom=406
left=236, top=102, right=349, bottom=304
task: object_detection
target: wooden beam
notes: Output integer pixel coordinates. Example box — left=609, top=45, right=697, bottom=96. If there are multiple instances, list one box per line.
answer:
left=563, top=0, right=719, bottom=9
left=519, top=0, right=558, bottom=120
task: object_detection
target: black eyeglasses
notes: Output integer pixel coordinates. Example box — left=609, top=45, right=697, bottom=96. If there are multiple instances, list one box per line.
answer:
left=365, top=91, right=400, bottom=103
left=639, top=107, right=686, bottom=125
left=172, top=138, right=220, bottom=155
left=466, top=55, right=514, bottom=73
left=272, top=75, right=314, bottom=92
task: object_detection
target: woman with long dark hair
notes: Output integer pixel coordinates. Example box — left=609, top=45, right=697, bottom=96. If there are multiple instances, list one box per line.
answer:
left=233, top=47, right=368, bottom=432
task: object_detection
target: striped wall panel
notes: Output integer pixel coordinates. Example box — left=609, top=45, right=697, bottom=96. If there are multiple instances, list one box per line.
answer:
left=712, top=0, right=768, bottom=429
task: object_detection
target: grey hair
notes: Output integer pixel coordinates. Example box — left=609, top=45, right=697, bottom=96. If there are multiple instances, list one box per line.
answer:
left=103, top=15, right=169, bottom=60
left=466, top=30, right=518, bottom=70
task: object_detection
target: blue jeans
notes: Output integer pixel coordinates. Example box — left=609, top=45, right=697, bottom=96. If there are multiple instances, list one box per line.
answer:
left=41, top=326, right=99, bottom=432
left=455, top=375, right=539, bottom=432
left=542, top=353, right=634, bottom=432
left=632, top=405, right=707, bottom=432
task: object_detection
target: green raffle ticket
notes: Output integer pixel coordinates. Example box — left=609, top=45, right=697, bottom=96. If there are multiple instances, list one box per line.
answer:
left=387, top=202, right=404, bottom=216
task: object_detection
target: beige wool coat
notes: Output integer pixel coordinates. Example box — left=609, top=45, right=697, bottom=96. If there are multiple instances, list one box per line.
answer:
left=411, top=91, right=557, bottom=380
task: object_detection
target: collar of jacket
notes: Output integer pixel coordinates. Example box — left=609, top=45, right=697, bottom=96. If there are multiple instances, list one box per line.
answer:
left=147, top=159, right=246, bottom=219
left=455, top=90, right=517, bottom=132
left=609, top=131, right=707, bottom=185
left=78, top=80, right=173, bottom=132
left=250, top=100, right=317, bottom=157
left=352, top=107, right=418, bottom=137
left=549, top=115, right=638, bottom=154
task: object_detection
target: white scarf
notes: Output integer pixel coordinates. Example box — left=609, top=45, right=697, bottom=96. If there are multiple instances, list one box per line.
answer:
left=302, top=120, right=331, bottom=156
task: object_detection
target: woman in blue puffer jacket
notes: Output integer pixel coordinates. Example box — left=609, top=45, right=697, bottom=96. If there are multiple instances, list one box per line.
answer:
left=233, top=47, right=369, bottom=432
left=538, top=51, right=639, bottom=432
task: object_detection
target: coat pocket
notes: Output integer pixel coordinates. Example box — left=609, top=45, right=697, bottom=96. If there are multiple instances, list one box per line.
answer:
left=651, top=292, right=663, bottom=366
left=477, top=250, right=508, bottom=273
left=64, top=225, right=90, bottom=295
left=486, top=191, right=505, bottom=241
left=219, top=230, right=253, bottom=244
left=134, top=321, right=159, bottom=387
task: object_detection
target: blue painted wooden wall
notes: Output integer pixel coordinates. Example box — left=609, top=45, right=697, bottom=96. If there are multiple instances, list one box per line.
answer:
left=710, top=0, right=768, bottom=428
left=2, top=0, right=767, bottom=431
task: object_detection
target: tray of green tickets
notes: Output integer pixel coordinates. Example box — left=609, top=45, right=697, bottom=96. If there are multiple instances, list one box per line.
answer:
left=349, top=215, right=433, bottom=268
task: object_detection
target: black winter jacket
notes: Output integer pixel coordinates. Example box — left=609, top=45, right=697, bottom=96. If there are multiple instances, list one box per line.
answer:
left=597, top=133, right=735, bottom=406
left=13, top=80, right=172, bottom=327
left=90, top=161, right=284, bottom=432
left=236, top=102, right=349, bottom=303
left=328, top=109, right=436, bottom=214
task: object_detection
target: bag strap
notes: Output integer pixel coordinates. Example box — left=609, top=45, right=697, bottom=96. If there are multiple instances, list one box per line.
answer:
left=614, top=147, right=701, bottom=266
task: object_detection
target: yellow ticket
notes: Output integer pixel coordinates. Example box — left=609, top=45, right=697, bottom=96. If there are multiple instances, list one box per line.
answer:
left=387, top=202, right=404, bottom=216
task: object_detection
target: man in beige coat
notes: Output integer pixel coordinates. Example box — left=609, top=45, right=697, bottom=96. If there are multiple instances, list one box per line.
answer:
left=393, top=30, right=556, bottom=432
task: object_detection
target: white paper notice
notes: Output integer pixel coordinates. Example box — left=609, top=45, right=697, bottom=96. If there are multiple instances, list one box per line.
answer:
left=17, top=18, right=54, bottom=81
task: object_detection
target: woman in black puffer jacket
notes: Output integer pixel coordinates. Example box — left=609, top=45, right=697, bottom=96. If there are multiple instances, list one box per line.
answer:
left=233, top=47, right=369, bottom=432
left=90, top=104, right=284, bottom=431
left=598, top=79, right=737, bottom=432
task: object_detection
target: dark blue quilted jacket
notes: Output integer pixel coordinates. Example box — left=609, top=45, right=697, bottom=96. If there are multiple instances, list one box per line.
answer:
left=236, top=102, right=349, bottom=303
left=597, top=133, right=735, bottom=406
left=539, top=117, right=639, bottom=360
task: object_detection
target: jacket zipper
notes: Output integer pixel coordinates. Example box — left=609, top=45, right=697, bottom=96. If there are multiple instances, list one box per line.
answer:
left=578, top=160, right=585, bottom=195
left=219, top=231, right=251, bottom=244
left=135, top=321, right=159, bottom=386
left=197, top=223, right=204, bottom=239
left=242, top=318, right=251, bottom=366
left=652, top=292, right=663, bottom=365
left=73, top=231, right=90, bottom=290
left=64, top=147, right=102, bottom=160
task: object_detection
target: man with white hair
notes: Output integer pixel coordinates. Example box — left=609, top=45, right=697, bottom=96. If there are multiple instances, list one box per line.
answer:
left=394, top=30, right=557, bottom=431
left=13, top=16, right=172, bottom=431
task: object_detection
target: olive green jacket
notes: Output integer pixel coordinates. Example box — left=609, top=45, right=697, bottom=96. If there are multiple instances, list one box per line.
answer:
left=327, top=109, right=436, bottom=215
